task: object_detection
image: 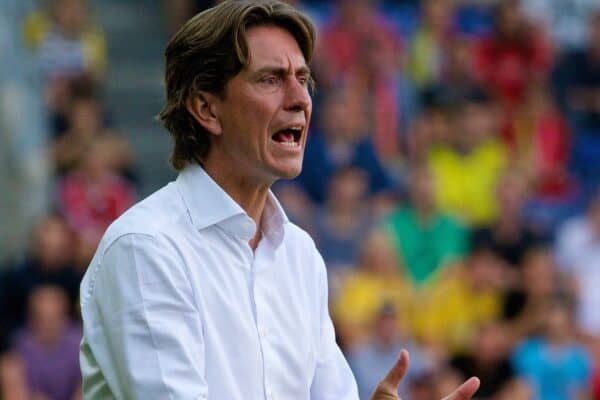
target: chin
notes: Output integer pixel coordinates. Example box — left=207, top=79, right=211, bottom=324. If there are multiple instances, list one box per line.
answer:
left=275, top=168, right=302, bottom=181
left=270, top=164, right=303, bottom=181
left=266, top=157, right=303, bottom=181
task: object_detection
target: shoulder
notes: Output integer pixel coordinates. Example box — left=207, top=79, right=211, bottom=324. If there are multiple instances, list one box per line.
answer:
left=515, top=337, right=543, bottom=356
left=80, top=182, right=193, bottom=303
left=435, top=211, right=465, bottom=229
left=283, top=221, right=319, bottom=254
left=99, top=181, right=189, bottom=248
left=282, top=222, right=327, bottom=276
left=385, top=206, right=411, bottom=221
left=556, top=216, right=590, bottom=249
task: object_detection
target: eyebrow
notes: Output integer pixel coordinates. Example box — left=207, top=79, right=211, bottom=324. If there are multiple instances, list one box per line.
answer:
left=251, top=65, right=312, bottom=77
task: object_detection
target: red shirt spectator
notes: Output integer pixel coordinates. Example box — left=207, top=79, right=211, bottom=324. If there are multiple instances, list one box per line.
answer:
left=474, top=33, right=551, bottom=107
left=316, top=1, right=401, bottom=87
left=315, top=1, right=403, bottom=160
left=473, top=0, right=552, bottom=109
left=514, top=86, right=574, bottom=198
left=593, top=368, right=600, bottom=399
left=58, top=138, right=135, bottom=245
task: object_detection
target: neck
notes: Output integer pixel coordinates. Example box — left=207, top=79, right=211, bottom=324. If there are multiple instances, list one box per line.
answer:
left=414, top=204, right=434, bottom=222
left=497, top=212, right=520, bottom=231
left=202, top=158, right=271, bottom=248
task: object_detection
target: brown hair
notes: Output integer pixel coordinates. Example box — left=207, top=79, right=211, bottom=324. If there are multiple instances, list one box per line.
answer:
left=158, top=0, right=316, bottom=171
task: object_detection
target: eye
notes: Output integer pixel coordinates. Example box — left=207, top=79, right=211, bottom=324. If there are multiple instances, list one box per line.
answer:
left=298, top=76, right=308, bottom=86
left=261, top=75, right=281, bottom=85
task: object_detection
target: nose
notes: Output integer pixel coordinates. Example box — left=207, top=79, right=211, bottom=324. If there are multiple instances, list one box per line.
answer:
left=284, top=77, right=311, bottom=113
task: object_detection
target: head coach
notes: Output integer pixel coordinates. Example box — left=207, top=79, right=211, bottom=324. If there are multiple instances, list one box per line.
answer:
left=79, top=1, right=480, bottom=399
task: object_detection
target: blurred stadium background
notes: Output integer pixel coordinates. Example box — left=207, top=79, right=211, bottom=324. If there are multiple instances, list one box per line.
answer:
left=2, top=0, right=600, bottom=399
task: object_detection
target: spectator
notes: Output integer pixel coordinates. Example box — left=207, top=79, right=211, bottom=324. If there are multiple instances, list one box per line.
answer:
left=588, top=337, right=600, bottom=400
left=57, top=137, right=136, bottom=265
left=450, top=322, right=516, bottom=398
left=420, top=36, right=482, bottom=111
left=315, top=0, right=404, bottom=160
left=471, top=170, right=541, bottom=270
left=428, top=91, right=507, bottom=226
left=0, top=214, right=80, bottom=337
left=513, top=84, right=574, bottom=199
left=271, top=181, right=316, bottom=234
left=314, top=0, right=401, bottom=89
left=23, top=0, right=107, bottom=82
left=553, top=11, right=600, bottom=135
left=296, top=87, right=393, bottom=204
left=553, top=12, right=600, bottom=192
left=383, top=164, right=468, bottom=287
left=410, top=245, right=505, bottom=354
left=0, top=352, right=29, bottom=400
left=332, top=230, right=412, bottom=350
left=512, top=298, right=592, bottom=400
left=555, top=190, right=600, bottom=337
left=348, top=303, right=431, bottom=400
left=1, top=0, right=599, bottom=397
left=473, top=0, right=552, bottom=111
left=313, top=167, right=374, bottom=272
left=46, top=74, right=92, bottom=138
left=502, top=247, right=557, bottom=339
left=405, top=372, right=438, bottom=400
left=406, top=0, right=456, bottom=90
left=0, top=0, right=50, bottom=267
left=522, top=0, right=600, bottom=50
left=405, top=103, right=454, bottom=166
left=51, top=85, right=134, bottom=181
left=11, top=285, right=82, bottom=400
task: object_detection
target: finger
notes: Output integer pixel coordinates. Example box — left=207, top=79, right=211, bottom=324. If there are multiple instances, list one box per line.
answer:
left=442, top=377, right=480, bottom=400
left=381, top=349, right=410, bottom=391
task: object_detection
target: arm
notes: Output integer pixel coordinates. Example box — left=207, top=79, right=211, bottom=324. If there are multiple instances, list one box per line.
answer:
left=310, top=251, right=359, bottom=400
left=0, top=353, right=28, bottom=400
left=80, top=233, right=207, bottom=399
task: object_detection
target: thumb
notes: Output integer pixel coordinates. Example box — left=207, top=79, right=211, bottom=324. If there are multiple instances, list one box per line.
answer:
left=379, top=349, right=410, bottom=392
left=442, top=377, right=480, bottom=400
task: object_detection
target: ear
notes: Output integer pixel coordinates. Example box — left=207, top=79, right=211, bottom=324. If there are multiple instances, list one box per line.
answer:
left=186, top=92, right=222, bottom=136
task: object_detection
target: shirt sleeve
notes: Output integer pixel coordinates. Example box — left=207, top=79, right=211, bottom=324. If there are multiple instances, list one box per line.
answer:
left=310, top=249, right=359, bottom=400
left=80, top=233, right=208, bottom=400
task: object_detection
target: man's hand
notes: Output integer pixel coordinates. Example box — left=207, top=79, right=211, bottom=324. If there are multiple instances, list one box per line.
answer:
left=369, top=350, right=480, bottom=400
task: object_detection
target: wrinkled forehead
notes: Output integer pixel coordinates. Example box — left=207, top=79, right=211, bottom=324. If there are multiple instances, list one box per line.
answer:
left=243, top=25, right=308, bottom=71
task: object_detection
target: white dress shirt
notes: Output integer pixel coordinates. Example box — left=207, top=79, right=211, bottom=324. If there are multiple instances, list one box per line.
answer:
left=79, top=164, right=359, bottom=400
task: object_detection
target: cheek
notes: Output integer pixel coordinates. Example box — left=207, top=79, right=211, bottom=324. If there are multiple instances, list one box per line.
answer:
left=239, top=98, right=277, bottom=134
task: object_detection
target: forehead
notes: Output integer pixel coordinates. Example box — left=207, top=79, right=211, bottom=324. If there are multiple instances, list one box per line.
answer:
left=244, top=25, right=307, bottom=70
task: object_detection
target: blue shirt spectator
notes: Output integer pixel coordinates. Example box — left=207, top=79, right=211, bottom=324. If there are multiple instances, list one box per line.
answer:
left=298, top=131, right=393, bottom=203
left=512, top=337, right=591, bottom=400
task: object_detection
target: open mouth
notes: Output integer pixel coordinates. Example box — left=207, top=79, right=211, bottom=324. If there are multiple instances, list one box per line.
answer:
left=271, top=126, right=302, bottom=147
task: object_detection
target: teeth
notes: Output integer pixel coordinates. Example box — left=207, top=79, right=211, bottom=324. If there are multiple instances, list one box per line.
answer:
left=278, top=141, right=299, bottom=147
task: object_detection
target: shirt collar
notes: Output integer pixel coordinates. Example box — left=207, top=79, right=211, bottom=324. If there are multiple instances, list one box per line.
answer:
left=176, top=164, right=288, bottom=244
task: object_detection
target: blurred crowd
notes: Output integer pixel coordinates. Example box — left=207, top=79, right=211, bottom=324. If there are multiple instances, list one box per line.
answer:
left=2, top=0, right=600, bottom=399
left=0, top=0, right=135, bottom=399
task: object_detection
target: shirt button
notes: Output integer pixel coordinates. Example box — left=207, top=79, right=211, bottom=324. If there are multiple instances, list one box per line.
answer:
left=261, top=327, right=268, bottom=337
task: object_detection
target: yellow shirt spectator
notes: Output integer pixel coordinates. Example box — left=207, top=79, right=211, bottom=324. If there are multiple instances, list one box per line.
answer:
left=333, top=270, right=413, bottom=346
left=428, top=140, right=507, bottom=226
left=409, top=265, right=502, bottom=354
left=331, top=230, right=413, bottom=348
left=22, top=8, right=107, bottom=79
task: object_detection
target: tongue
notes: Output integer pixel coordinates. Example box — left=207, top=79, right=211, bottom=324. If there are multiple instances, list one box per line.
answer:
left=273, top=130, right=295, bottom=143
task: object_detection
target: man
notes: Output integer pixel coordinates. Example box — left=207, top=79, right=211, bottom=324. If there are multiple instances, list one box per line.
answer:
left=79, top=1, right=480, bottom=399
